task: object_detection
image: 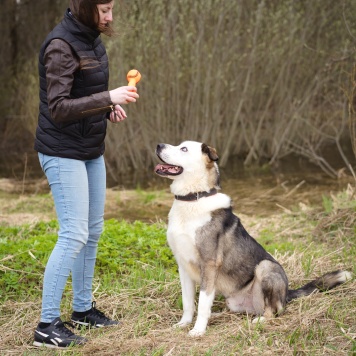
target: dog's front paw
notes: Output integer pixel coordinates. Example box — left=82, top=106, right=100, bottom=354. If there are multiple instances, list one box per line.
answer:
left=173, top=311, right=194, bottom=329
left=173, top=320, right=191, bottom=329
left=188, top=328, right=206, bottom=337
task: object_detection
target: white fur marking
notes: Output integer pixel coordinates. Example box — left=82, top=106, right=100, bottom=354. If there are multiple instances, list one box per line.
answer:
left=252, top=316, right=266, bottom=324
left=188, top=290, right=216, bottom=337
left=173, top=266, right=196, bottom=328
left=340, top=271, right=352, bottom=282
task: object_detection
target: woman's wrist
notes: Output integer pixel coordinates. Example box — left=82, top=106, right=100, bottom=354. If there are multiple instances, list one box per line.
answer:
left=109, top=90, right=115, bottom=105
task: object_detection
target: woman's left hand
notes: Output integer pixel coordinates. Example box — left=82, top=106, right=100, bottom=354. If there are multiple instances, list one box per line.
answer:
left=109, top=104, right=127, bottom=123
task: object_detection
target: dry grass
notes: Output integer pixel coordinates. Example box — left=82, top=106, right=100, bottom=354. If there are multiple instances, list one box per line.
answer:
left=0, top=181, right=355, bottom=355
left=0, top=251, right=354, bottom=355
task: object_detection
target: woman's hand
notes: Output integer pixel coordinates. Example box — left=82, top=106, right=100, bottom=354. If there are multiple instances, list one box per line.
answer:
left=109, top=104, right=127, bottom=123
left=109, top=86, right=139, bottom=105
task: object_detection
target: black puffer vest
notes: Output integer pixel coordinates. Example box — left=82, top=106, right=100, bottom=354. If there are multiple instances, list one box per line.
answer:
left=34, top=9, right=109, bottom=160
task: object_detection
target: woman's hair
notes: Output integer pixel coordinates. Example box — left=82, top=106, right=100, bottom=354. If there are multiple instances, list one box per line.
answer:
left=69, top=0, right=114, bottom=36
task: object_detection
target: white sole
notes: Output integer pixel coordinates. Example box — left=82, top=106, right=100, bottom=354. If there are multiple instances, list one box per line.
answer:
left=33, top=341, right=66, bottom=349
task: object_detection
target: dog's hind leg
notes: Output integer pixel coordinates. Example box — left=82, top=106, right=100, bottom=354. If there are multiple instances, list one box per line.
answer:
left=251, top=260, right=288, bottom=323
left=174, top=265, right=196, bottom=328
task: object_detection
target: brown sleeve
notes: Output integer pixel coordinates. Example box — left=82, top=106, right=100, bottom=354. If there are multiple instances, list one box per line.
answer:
left=44, top=39, right=113, bottom=123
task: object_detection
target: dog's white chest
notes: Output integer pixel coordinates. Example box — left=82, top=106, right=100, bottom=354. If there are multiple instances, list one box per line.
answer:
left=167, top=202, right=211, bottom=266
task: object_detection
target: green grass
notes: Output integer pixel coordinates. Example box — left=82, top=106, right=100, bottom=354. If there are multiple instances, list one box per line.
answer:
left=0, top=219, right=176, bottom=302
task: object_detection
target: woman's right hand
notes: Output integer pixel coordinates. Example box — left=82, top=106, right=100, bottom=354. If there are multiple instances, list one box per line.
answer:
left=109, top=86, right=139, bottom=105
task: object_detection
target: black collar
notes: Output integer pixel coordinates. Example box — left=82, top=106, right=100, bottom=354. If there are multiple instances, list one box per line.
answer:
left=175, top=188, right=218, bottom=201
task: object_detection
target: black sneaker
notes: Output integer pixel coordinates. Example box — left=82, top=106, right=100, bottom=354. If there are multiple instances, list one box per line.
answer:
left=71, top=301, right=119, bottom=329
left=33, top=317, right=87, bottom=349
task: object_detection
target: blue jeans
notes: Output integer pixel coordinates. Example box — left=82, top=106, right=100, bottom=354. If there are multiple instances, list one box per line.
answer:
left=38, top=153, right=106, bottom=323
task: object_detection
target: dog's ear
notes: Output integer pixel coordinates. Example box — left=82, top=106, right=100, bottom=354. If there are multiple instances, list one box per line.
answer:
left=202, top=143, right=219, bottom=162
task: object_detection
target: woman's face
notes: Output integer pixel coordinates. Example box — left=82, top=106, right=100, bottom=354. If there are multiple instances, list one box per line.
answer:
left=97, top=1, right=114, bottom=29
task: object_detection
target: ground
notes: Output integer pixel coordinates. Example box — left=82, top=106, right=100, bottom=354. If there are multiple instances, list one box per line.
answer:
left=0, top=177, right=355, bottom=355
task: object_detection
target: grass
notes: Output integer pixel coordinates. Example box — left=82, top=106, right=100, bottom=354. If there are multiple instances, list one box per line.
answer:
left=0, top=184, right=355, bottom=355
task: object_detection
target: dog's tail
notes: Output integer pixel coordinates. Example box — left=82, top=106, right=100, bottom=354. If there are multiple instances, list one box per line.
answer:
left=287, top=270, right=352, bottom=302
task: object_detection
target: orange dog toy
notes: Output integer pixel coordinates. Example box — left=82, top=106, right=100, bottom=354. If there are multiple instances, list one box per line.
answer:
left=127, top=69, right=141, bottom=87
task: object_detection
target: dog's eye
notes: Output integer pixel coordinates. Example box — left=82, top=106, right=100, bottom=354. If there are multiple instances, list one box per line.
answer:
left=180, top=147, right=188, bottom=152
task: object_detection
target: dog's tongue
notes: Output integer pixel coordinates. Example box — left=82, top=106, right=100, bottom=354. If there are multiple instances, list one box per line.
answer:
left=154, top=164, right=181, bottom=174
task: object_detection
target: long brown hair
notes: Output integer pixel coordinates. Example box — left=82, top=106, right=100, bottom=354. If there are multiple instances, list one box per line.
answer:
left=69, top=0, right=114, bottom=36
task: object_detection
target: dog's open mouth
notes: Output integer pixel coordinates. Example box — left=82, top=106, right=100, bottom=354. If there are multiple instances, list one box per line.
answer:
left=154, top=163, right=183, bottom=176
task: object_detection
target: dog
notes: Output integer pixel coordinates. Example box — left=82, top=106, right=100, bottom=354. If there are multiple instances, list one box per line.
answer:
left=154, top=140, right=351, bottom=337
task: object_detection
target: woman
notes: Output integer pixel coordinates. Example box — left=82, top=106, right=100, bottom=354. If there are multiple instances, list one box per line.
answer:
left=33, top=0, right=139, bottom=348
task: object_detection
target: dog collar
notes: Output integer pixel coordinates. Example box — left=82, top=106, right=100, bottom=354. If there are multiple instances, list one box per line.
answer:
left=174, top=188, right=218, bottom=201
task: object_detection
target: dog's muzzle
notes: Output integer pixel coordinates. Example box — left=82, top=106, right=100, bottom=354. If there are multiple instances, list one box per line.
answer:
left=155, top=144, right=183, bottom=177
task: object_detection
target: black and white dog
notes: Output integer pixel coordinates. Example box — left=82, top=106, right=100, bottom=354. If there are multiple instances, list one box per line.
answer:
left=155, top=141, right=351, bottom=336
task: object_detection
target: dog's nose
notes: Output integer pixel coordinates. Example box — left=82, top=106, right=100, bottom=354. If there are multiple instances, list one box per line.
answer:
left=156, top=144, right=165, bottom=154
